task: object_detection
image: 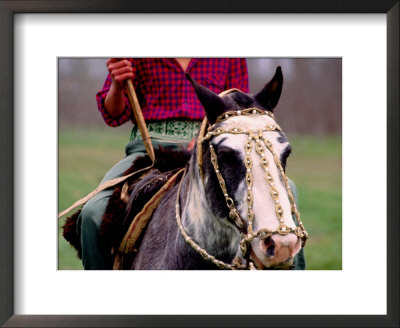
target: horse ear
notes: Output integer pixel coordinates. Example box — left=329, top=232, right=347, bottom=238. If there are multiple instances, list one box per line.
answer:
left=255, top=66, right=283, bottom=112
left=186, top=73, right=229, bottom=124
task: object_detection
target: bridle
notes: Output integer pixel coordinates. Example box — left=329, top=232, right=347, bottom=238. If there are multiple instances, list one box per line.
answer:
left=175, top=90, right=309, bottom=270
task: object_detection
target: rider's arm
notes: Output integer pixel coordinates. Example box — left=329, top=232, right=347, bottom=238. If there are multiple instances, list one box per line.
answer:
left=96, top=58, right=135, bottom=127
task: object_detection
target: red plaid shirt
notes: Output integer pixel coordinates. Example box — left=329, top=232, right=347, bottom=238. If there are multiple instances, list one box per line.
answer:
left=96, top=58, right=249, bottom=126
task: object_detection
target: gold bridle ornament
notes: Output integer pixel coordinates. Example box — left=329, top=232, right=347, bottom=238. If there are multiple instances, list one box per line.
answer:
left=175, top=92, right=308, bottom=270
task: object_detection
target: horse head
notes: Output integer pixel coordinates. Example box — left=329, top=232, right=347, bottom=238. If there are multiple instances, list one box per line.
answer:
left=187, top=67, right=307, bottom=269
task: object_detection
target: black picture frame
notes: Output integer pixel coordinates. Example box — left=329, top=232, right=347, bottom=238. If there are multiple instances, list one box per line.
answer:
left=1, top=1, right=398, bottom=327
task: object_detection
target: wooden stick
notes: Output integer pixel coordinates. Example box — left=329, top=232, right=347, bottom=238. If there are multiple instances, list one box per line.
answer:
left=125, top=79, right=155, bottom=163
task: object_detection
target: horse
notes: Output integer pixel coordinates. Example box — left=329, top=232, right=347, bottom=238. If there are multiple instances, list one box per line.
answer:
left=63, top=66, right=308, bottom=270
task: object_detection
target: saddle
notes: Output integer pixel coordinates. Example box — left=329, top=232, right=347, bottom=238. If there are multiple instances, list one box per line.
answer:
left=62, top=147, right=190, bottom=266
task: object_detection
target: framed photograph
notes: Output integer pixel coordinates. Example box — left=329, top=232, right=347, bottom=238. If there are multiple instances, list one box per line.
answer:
left=1, top=1, right=398, bottom=327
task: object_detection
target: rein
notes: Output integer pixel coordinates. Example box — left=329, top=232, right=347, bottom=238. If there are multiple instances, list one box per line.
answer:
left=176, top=94, right=308, bottom=270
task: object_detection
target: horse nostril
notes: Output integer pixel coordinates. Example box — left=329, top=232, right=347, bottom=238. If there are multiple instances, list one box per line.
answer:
left=264, top=237, right=275, bottom=258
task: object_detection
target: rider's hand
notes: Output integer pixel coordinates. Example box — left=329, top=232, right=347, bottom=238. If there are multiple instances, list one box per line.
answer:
left=104, top=58, right=134, bottom=118
left=106, top=58, right=134, bottom=91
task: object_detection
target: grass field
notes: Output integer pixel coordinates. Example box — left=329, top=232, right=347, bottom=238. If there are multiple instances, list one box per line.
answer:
left=58, top=127, right=342, bottom=270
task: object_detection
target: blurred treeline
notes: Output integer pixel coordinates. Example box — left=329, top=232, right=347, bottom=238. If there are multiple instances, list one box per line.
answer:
left=58, top=58, right=341, bottom=135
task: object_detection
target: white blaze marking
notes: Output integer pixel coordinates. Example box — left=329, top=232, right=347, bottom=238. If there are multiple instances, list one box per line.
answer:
left=214, top=115, right=296, bottom=232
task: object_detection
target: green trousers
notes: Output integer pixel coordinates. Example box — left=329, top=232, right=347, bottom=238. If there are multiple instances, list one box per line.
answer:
left=77, top=139, right=306, bottom=270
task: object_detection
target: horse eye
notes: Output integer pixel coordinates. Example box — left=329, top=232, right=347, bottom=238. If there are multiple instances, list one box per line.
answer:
left=280, top=144, right=292, bottom=170
left=215, top=145, right=246, bottom=189
left=216, top=146, right=237, bottom=162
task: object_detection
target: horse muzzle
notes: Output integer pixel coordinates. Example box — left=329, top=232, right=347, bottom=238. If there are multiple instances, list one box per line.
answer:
left=251, top=234, right=301, bottom=269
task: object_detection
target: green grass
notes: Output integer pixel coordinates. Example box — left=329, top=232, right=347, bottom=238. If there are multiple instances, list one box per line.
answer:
left=286, top=135, right=342, bottom=270
left=58, top=129, right=342, bottom=270
left=58, top=127, right=130, bottom=270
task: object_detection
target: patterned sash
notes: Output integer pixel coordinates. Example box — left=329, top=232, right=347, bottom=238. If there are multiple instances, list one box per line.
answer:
left=130, top=119, right=201, bottom=143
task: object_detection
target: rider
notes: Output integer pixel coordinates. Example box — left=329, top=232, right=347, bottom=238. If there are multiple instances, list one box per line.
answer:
left=77, top=58, right=249, bottom=270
